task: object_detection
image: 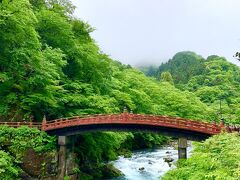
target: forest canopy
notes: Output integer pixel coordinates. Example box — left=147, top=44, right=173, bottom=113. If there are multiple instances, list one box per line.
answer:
left=141, top=51, right=240, bottom=124
left=0, top=0, right=218, bottom=123
left=1, top=0, right=240, bottom=179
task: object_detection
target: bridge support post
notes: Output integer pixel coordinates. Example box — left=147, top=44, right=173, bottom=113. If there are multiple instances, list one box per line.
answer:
left=58, top=136, right=68, bottom=179
left=178, top=137, right=187, bottom=159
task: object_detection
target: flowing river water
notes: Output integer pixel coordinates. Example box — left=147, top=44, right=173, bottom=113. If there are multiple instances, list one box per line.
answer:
left=110, top=142, right=192, bottom=180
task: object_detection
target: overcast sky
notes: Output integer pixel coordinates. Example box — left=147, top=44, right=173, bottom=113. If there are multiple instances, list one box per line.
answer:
left=71, top=0, right=240, bottom=66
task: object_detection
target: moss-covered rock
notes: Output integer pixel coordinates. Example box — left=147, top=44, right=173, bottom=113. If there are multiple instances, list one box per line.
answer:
left=102, top=164, right=123, bottom=178
left=21, top=149, right=58, bottom=178
left=78, top=163, right=123, bottom=179
left=117, top=148, right=132, bottom=158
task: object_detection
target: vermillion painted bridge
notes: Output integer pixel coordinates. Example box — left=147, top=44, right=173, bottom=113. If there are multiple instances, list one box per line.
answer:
left=1, top=112, right=239, bottom=178
left=1, top=112, right=238, bottom=138
left=43, top=112, right=231, bottom=140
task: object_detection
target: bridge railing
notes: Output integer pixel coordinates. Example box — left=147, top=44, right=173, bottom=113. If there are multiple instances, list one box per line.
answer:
left=0, top=122, right=41, bottom=129
left=124, top=114, right=221, bottom=134
left=41, top=113, right=222, bottom=135
left=2, top=113, right=239, bottom=135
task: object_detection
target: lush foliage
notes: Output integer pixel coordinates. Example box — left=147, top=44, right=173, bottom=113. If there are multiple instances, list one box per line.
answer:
left=73, top=132, right=169, bottom=179
left=163, top=133, right=240, bottom=180
left=144, top=52, right=240, bottom=124
left=186, top=56, right=240, bottom=123
left=0, top=151, right=20, bottom=180
left=74, top=132, right=133, bottom=164
left=157, top=51, right=205, bottom=84
left=0, top=126, right=56, bottom=179
left=0, top=1, right=215, bottom=122
left=1, top=0, right=240, bottom=179
left=137, top=65, right=158, bottom=77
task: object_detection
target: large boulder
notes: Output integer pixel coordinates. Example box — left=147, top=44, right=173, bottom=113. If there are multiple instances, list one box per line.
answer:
left=102, top=164, right=124, bottom=178
left=21, top=149, right=58, bottom=178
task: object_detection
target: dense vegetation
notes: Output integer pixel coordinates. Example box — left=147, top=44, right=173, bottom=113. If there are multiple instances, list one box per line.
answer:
left=157, top=51, right=205, bottom=84
left=1, top=0, right=240, bottom=179
left=0, top=0, right=215, bottom=178
left=0, top=126, right=55, bottom=179
left=163, top=133, right=240, bottom=179
left=0, top=1, right=217, bottom=122
left=137, top=65, right=158, bottom=77
left=142, top=51, right=240, bottom=124
left=186, top=56, right=240, bottom=123
left=140, top=52, right=240, bottom=179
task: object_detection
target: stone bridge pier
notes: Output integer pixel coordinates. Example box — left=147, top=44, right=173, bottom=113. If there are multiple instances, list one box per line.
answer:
left=57, top=136, right=188, bottom=178
left=57, top=136, right=78, bottom=179
left=178, top=137, right=188, bottom=159
left=58, top=136, right=67, bottom=179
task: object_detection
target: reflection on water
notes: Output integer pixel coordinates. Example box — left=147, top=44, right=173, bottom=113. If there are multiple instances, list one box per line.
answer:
left=110, top=142, right=192, bottom=180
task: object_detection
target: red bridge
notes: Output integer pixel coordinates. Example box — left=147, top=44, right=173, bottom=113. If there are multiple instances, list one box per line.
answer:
left=1, top=112, right=239, bottom=141
left=1, top=112, right=239, bottom=177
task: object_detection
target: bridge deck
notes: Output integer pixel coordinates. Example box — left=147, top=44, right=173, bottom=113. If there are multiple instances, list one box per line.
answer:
left=1, top=113, right=239, bottom=138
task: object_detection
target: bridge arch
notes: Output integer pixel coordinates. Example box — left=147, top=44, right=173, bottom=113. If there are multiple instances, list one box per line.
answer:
left=43, top=112, right=221, bottom=141
left=48, top=112, right=224, bottom=178
left=1, top=112, right=238, bottom=179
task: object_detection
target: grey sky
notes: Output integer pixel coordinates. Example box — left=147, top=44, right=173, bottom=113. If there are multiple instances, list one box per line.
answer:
left=71, top=0, right=240, bottom=66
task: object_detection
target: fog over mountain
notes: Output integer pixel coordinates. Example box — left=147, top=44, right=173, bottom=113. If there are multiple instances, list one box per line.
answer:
left=71, top=0, right=240, bottom=66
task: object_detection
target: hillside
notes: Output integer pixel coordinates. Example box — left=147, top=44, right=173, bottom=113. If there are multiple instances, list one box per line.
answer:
left=157, top=51, right=205, bottom=84
left=141, top=52, right=240, bottom=123
left=163, top=133, right=240, bottom=179
left=186, top=56, right=240, bottom=123
left=0, top=0, right=221, bottom=179
left=0, top=2, right=213, bottom=123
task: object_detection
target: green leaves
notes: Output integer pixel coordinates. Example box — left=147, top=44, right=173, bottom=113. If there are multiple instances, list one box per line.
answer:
left=160, top=71, right=174, bottom=85
left=0, top=126, right=56, bottom=156
left=36, top=8, right=74, bottom=50
left=157, top=51, right=205, bottom=84
left=0, top=0, right=68, bottom=121
left=0, top=73, right=9, bottom=83
left=186, top=56, right=240, bottom=123
left=0, top=126, right=55, bottom=179
left=74, top=132, right=133, bottom=163
left=0, top=151, right=20, bottom=180
left=163, top=133, right=240, bottom=180
left=0, top=0, right=217, bottom=123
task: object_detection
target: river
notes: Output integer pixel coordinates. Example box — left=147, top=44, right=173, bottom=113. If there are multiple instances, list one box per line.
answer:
left=110, top=142, right=192, bottom=180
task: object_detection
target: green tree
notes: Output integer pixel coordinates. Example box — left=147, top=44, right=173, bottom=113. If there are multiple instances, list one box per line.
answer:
left=157, top=51, right=205, bottom=84
left=159, top=71, right=174, bottom=85
left=163, top=133, right=240, bottom=180
left=0, top=0, right=66, bottom=121
left=0, top=151, right=20, bottom=180
left=0, top=126, right=55, bottom=179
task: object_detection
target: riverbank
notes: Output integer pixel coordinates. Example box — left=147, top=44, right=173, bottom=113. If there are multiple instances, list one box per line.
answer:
left=110, top=141, right=192, bottom=180
left=73, top=132, right=170, bottom=179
